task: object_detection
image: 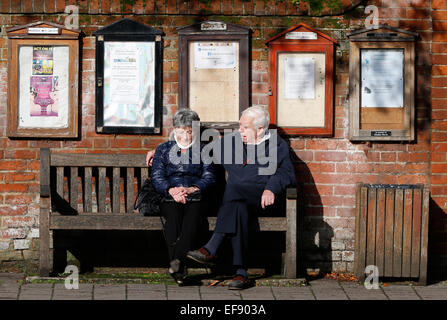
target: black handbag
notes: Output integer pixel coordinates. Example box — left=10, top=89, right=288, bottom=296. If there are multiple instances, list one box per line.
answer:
left=134, top=178, right=164, bottom=216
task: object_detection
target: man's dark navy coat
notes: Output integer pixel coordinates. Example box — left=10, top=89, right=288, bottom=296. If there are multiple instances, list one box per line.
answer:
left=208, top=130, right=296, bottom=234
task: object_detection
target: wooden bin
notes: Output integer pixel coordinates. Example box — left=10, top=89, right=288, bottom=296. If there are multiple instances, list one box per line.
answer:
left=354, top=184, right=429, bottom=285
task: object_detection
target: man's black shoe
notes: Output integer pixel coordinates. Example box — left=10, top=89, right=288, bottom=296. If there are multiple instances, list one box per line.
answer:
left=186, top=247, right=216, bottom=266
left=228, top=275, right=250, bottom=290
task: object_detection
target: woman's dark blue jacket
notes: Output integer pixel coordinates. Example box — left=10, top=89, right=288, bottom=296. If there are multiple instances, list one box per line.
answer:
left=151, top=140, right=215, bottom=196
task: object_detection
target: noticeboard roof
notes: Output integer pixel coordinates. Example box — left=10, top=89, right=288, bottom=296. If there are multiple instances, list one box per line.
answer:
left=265, top=23, right=337, bottom=45
left=93, top=18, right=164, bottom=36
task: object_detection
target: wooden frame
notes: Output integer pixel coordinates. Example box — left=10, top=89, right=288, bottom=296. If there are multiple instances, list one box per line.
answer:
left=178, top=20, right=250, bottom=130
left=93, top=18, right=164, bottom=135
left=348, top=26, right=418, bottom=141
left=6, top=21, right=80, bottom=138
left=266, top=24, right=337, bottom=136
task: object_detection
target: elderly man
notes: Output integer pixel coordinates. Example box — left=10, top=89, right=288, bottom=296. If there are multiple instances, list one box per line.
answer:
left=186, top=106, right=296, bottom=289
left=146, top=106, right=295, bottom=289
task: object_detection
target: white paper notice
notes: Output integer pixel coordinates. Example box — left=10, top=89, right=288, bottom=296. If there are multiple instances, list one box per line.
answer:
left=194, top=42, right=236, bottom=69
left=109, top=43, right=139, bottom=104
left=361, top=49, right=404, bottom=108
left=284, top=57, right=315, bottom=99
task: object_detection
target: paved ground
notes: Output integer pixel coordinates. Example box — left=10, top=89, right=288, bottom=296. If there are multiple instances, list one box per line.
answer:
left=1, top=273, right=447, bottom=300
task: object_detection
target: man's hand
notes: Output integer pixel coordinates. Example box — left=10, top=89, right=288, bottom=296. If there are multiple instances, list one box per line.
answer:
left=146, top=150, right=155, bottom=166
left=168, top=187, right=187, bottom=204
left=185, top=186, right=200, bottom=195
left=261, top=189, right=275, bottom=209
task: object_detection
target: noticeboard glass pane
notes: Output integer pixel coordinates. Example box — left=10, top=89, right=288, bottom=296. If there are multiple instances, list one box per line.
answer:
left=277, top=52, right=326, bottom=127
left=361, top=49, right=404, bottom=109
left=18, top=45, right=69, bottom=129
left=188, top=41, right=239, bottom=122
left=103, top=41, right=155, bottom=128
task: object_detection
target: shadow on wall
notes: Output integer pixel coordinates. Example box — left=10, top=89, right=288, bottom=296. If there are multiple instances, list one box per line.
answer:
left=282, top=137, right=334, bottom=278
left=427, top=199, right=447, bottom=282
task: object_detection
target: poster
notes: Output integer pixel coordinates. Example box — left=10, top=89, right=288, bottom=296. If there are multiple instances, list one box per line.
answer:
left=32, top=46, right=53, bottom=75
left=361, top=49, right=404, bottom=108
left=284, top=56, right=315, bottom=99
left=103, top=42, right=155, bottom=127
left=18, top=45, right=68, bottom=128
left=194, top=42, right=236, bottom=69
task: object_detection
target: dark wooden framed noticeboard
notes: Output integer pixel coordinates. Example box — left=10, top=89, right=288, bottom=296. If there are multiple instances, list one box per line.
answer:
left=178, top=20, right=250, bottom=129
left=266, top=23, right=336, bottom=136
left=6, top=21, right=80, bottom=138
left=93, top=18, right=164, bottom=135
left=348, top=25, right=418, bottom=141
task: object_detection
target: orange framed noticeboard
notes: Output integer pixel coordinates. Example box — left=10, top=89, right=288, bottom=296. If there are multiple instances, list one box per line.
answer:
left=266, top=23, right=337, bottom=136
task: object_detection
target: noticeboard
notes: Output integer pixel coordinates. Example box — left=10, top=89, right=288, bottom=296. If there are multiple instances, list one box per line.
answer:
left=178, top=20, right=250, bottom=130
left=266, top=23, right=337, bottom=136
left=6, top=21, right=80, bottom=138
left=348, top=25, right=418, bottom=141
left=93, top=18, right=164, bottom=135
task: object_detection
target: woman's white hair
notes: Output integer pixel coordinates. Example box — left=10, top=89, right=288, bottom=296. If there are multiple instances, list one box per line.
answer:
left=241, top=106, right=270, bottom=130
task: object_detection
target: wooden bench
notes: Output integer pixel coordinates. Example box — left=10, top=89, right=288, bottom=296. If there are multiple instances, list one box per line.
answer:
left=39, top=148, right=298, bottom=278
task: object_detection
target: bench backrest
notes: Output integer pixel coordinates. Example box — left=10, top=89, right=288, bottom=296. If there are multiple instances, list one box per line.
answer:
left=40, top=148, right=148, bottom=214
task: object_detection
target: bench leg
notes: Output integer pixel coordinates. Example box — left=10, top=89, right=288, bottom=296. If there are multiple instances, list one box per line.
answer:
left=39, top=198, right=50, bottom=277
left=285, top=197, right=297, bottom=278
left=52, top=231, right=67, bottom=274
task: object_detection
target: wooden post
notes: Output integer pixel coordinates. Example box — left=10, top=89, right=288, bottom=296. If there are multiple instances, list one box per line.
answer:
left=285, top=187, right=297, bottom=278
left=418, top=187, right=430, bottom=285
left=39, top=148, right=51, bottom=277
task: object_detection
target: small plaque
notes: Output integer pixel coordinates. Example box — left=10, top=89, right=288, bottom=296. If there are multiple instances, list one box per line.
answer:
left=201, top=21, right=227, bottom=31
left=371, top=130, right=392, bottom=137
left=28, top=27, right=60, bottom=35
left=285, top=32, right=317, bottom=40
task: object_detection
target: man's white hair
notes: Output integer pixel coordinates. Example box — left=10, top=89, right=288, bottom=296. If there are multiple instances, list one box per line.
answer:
left=241, top=105, right=270, bottom=130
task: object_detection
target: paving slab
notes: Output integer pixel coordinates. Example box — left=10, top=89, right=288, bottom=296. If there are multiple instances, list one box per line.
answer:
left=52, top=283, right=93, bottom=300
left=412, top=287, right=447, bottom=300
left=19, top=283, right=53, bottom=300
left=0, top=276, right=20, bottom=300
left=127, top=284, right=167, bottom=300
left=239, top=286, right=275, bottom=300
left=199, top=286, right=242, bottom=300
left=271, top=286, right=315, bottom=300
left=339, top=283, right=388, bottom=300
left=167, top=285, right=201, bottom=300
left=93, top=284, right=126, bottom=300
left=381, top=285, right=421, bottom=300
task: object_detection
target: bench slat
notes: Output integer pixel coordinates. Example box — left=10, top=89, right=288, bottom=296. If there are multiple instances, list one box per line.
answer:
left=51, top=153, right=147, bottom=167
left=98, top=167, right=106, bottom=213
left=84, top=167, right=92, bottom=212
left=141, top=167, right=148, bottom=188
left=70, top=167, right=78, bottom=211
left=57, top=167, right=64, bottom=199
left=112, top=167, right=120, bottom=213
left=49, top=215, right=287, bottom=231
left=127, top=168, right=135, bottom=214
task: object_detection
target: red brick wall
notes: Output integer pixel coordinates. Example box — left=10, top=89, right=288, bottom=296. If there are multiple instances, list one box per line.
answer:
left=0, top=0, right=441, bottom=276
left=431, top=0, right=447, bottom=278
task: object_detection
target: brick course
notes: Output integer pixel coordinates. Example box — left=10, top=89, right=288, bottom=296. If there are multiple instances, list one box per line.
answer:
left=0, top=0, right=443, bottom=277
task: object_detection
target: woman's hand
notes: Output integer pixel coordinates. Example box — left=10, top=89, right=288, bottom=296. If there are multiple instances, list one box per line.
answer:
left=146, top=150, right=155, bottom=166
left=168, top=187, right=187, bottom=204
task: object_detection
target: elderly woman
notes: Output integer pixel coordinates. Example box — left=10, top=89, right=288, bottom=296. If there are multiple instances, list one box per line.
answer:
left=151, top=109, right=215, bottom=285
